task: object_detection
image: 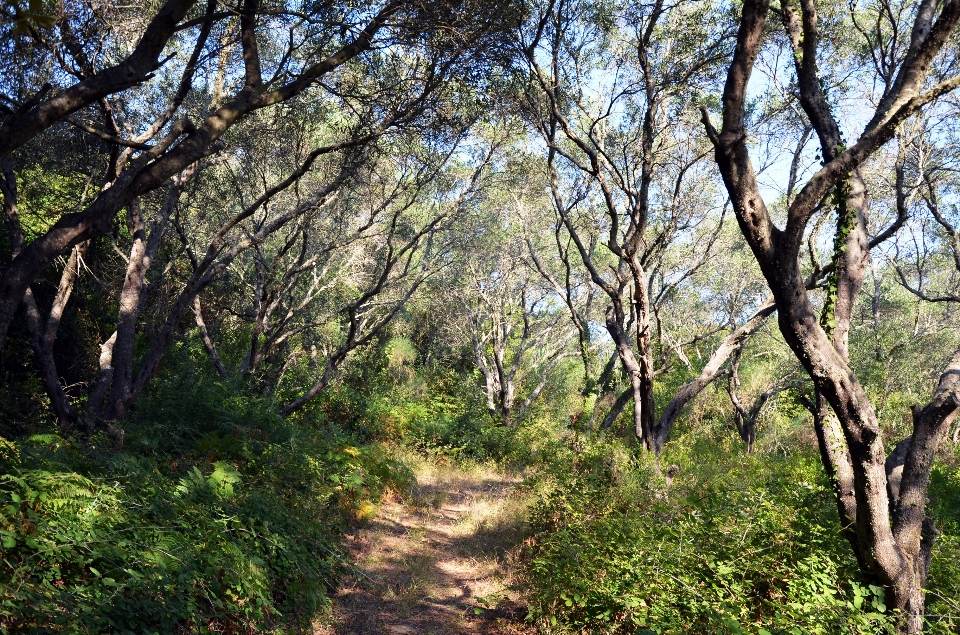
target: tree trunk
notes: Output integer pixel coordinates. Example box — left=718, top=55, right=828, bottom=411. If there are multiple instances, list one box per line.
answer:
left=24, top=239, right=88, bottom=429
left=86, top=332, right=117, bottom=429
left=501, top=375, right=516, bottom=427
left=654, top=296, right=776, bottom=452
left=107, top=199, right=148, bottom=420
left=586, top=352, right=619, bottom=431
left=605, top=302, right=655, bottom=449
left=22, top=288, right=76, bottom=428
left=767, top=207, right=949, bottom=635
left=104, top=171, right=193, bottom=422
left=193, top=296, right=226, bottom=377
left=809, top=393, right=863, bottom=566
left=599, top=388, right=633, bottom=432
left=631, top=275, right=657, bottom=451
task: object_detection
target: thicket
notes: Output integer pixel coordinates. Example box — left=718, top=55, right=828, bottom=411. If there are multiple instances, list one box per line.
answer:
left=520, top=436, right=960, bottom=635
left=0, top=340, right=414, bottom=633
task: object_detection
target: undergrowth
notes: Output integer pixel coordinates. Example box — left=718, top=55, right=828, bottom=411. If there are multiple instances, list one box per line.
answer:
left=518, top=434, right=960, bottom=635
left=3, top=336, right=959, bottom=635
left=0, top=345, right=411, bottom=634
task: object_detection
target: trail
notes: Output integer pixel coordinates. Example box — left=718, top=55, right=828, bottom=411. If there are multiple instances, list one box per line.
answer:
left=316, top=459, right=533, bottom=635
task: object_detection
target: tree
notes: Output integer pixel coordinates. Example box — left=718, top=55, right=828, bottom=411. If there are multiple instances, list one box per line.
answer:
left=703, top=0, right=960, bottom=630
left=275, top=130, right=501, bottom=416
left=459, top=215, right=577, bottom=427
left=725, top=344, right=802, bottom=454
left=520, top=0, right=737, bottom=453
left=1, top=0, right=516, bottom=430
left=0, top=0, right=516, bottom=355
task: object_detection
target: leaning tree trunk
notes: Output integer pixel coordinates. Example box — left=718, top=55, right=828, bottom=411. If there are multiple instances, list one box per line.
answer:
left=653, top=295, right=776, bottom=453
left=193, top=296, right=227, bottom=377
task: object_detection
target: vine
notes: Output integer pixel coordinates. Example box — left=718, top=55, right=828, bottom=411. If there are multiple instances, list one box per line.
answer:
left=820, top=142, right=855, bottom=337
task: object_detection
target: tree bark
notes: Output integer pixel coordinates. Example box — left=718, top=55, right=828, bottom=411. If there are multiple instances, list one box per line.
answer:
left=654, top=295, right=776, bottom=451
left=605, top=302, right=655, bottom=447
left=102, top=168, right=196, bottom=422
left=193, top=296, right=226, bottom=377
left=86, top=332, right=117, bottom=429
left=705, top=1, right=960, bottom=630
left=630, top=267, right=657, bottom=451
left=20, top=243, right=86, bottom=430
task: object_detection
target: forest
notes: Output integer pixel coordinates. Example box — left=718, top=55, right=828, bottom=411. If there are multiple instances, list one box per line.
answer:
left=0, top=0, right=959, bottom=633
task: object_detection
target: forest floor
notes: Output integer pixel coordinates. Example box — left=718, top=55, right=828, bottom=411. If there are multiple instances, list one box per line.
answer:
left=315, top=457, right=536, bottom=635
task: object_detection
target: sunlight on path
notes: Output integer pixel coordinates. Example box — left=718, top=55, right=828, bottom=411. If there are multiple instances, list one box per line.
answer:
left=315, top=459, right=534, bottom=635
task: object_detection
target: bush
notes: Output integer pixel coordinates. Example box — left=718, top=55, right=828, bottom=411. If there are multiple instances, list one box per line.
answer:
left=521, top=441, right=910, bottom=634
left=0, top=346, right=411, bottom=634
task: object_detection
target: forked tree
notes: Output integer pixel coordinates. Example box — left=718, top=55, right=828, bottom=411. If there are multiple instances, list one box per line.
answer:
left=703, top=0, right=960, bottom=630
left=459, top=229, right=577, bottom=427
left=521, top=0, right=749, bottom=452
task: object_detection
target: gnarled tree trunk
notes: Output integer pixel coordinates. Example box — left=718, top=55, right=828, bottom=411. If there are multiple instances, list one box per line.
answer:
left=705, top=0, right=960, bottom=630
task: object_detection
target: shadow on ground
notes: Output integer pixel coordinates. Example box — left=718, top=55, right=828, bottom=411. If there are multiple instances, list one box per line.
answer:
left=315, top=464, right=533, bottom=635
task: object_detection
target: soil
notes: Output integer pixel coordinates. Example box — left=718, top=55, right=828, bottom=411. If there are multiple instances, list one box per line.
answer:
left=315, top=460, right=534, bottom=635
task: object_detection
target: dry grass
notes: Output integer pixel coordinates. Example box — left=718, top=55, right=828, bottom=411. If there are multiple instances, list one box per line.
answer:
left=315, top=450, right=535, bottom=635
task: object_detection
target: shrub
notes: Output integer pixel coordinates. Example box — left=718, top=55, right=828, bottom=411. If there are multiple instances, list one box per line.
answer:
left=0, top=348, right=411, bottom=634
left=521, top=441, right=908, bottom=634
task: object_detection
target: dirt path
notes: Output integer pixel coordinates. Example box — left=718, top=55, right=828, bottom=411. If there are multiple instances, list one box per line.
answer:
left=316, top=459, right=533, bottom=635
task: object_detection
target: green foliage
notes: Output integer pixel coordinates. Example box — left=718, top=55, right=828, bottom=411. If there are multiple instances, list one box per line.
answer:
left=405, top=409, right=514, bottom=462
left=521, top=440, right=908, bottom=634
left=3, top=0, right=56, bottom=36
left=385, top=337, right=418, bottom=371
left=925, top=462, right=960, bottom=633
left=0, top=345, right=411, bottom=633
left=14, top=166, right=90, bottom=240
left=365, top=367, right=514, bottom=461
